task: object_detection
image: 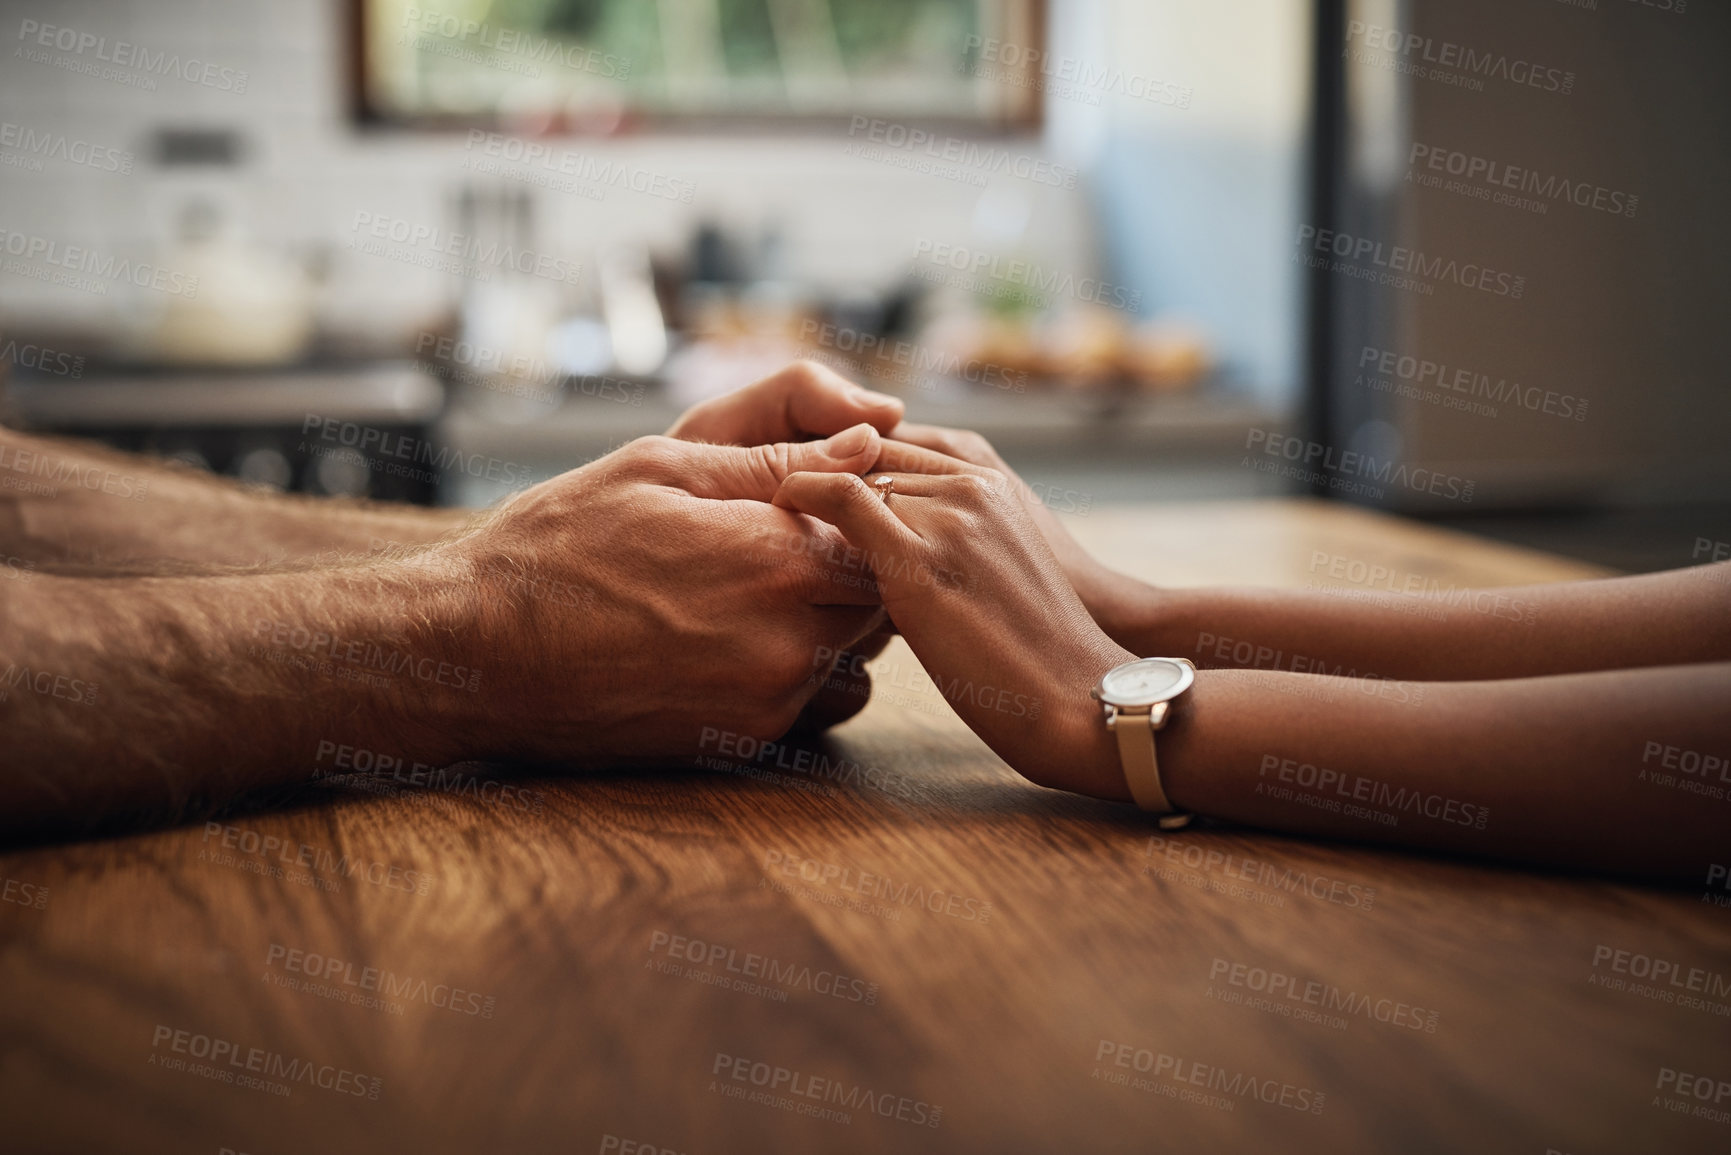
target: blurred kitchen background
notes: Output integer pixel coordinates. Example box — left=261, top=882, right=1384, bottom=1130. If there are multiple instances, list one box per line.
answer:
left=1, top=0, right=1726, bottom=571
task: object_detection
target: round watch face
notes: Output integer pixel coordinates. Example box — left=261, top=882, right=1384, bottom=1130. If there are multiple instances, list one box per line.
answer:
left=1098, top=657, right=1194, bottom=708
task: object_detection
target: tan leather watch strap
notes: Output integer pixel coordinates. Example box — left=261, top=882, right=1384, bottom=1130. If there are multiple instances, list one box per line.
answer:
left=1113, top=706, right=1191, bottom=829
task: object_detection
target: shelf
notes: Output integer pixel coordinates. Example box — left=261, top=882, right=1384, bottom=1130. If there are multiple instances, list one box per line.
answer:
left=435, top=378, right=1288, bottom=465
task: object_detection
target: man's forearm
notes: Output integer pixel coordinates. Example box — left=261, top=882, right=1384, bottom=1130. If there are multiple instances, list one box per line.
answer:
left=0, top=559, right=483, bottom=834
left=1116, top=565, right=1731, bottom=680
left=1155, top=663, right=1731, bottom=881
left=0, top=425, right=468, bottom=570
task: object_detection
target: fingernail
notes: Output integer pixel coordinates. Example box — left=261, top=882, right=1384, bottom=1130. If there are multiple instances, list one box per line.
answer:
left=825, top=423, right=875, bottom=457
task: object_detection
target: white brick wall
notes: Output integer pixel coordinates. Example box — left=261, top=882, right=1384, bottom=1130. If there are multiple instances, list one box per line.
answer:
left=0, top=0, right=1090, bottom=346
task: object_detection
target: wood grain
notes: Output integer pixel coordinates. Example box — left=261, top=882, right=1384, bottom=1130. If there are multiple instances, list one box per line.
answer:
left=3, top=499, right=1725, bottom=1154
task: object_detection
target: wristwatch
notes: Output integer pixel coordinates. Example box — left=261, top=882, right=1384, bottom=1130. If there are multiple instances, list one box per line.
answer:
left=1092, top=657, right=1196, bottom=829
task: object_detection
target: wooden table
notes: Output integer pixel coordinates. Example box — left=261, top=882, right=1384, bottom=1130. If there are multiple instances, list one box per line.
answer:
left=5, top=499, right=1728, bottom=1154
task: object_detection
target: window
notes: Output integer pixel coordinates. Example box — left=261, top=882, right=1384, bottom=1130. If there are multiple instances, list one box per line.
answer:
left=356, top=0, right=1044, bottom=130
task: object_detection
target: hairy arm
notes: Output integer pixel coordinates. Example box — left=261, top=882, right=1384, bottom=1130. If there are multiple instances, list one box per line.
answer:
left=0, top=423, right=467, bottom=571
left=0, top=428, right=892, bottom=838
left=0, top=558, right=478, bottom=834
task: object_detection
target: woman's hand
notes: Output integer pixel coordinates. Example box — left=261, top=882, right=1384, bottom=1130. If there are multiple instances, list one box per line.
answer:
left=669, top=361, right=907, bottom=730
left=884, top=424, right=1156, bottom=647
left=772, top=459, right=1138, bottom=801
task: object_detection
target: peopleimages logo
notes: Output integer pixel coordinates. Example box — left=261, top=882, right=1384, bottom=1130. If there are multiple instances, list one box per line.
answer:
left=265, top=942, right=497, bottom=1018
left=201, top=821, right=439, bottom=895
left=1, top=662, right=101, bottom=706
left=313, top=740, right=548, bottom=812
left=1407, top=142, right=1638, bottom=219
left=761, top=849, right=993, bottom=923
left=149, top=1024, right=381, bottom=1099
left=711, top=1052, right=943, bottom=1128
left=701, top=727, right=919, bottom=799
left=2, top=876, right=49, bottom=910
left=647, top=930, right=879, bottom=1005
left=461, top=131, right=694, bottom=204
left=1142, top=834, right=1379, bottom=911
left=1207, top=957, right=1441, bottom=1033
left=16, top=19, right=249, bottom=92
left=1357, top=345, right=1587, bottom=423
left=1305, top=550, right=1538, bottom=626
left=0, top=228, right=199, bottom=298
left=0, top=337, right=85, bottom=377
left=249, top=616, right=483, bottom=695
left=300, top=414, right=537, bottom=488
left=348, top=211, right=582, bottom=285
left=1092, top=1039, right=1326, bottom=1114
left=812, top=645, right=1043, bottom=722
left=1653, top=1066, right=1731, bottom=1125
left=1345, top=20, right=1574, bottom=95
left=844, top=117, right=1078, bottom=188
left=798, top=319, right=1027, bottom=394
left=1591, top=945, right=1731, bottom=1001
left=912, top=239, right=1141, bottom=311
left=0, top=441, right=148, bottom=501
left=401, top=7, right=631, bottom=79
left=960, top=35, right=1193, bottom=109
left=1257, top=754, right=1490, bottom=831
left=1244, top=429, right=1476, bottom=503
left=1296, top=225, right=1524, bottom=299
left=0, top=121, right=133, bottom=173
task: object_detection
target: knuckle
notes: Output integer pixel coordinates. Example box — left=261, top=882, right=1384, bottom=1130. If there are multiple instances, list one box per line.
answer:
left=774, top=642, right=817, bottom=687
left=626, top=434, right=682, bottom=474
left=949, top=430, right=995, bottom=462
left=753, top=442, right=796, bottom=486
left=948, top=472, right=998, bottom=506
left=840, top=473, right=878, bottom=507
left=785, top=359, right=827, bottom=388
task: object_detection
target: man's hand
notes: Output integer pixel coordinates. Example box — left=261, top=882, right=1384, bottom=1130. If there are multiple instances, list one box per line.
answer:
left=0, top=426, right=892, bottom=831
left=433, top=425, right=891, bottom=763
left=667, top=361, right=905, bottom=447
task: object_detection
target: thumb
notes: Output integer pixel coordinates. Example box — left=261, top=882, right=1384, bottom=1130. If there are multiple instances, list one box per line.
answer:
left=676, top=423, right=882, bottom=502
left=666, top=361, right=902, bottom=445
left=782, top=369, right=904, bottom=441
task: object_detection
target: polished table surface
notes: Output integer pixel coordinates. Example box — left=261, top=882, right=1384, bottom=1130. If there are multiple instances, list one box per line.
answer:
left=5, top=499, right=1729, bottom=1154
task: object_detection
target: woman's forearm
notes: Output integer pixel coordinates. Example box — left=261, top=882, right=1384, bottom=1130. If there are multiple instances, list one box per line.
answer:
left=0, top=425, right=469, bottom=571
left=1152, top=663, right=1731, bottom=881
left=1115, top=565, right=1731, bottom=680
